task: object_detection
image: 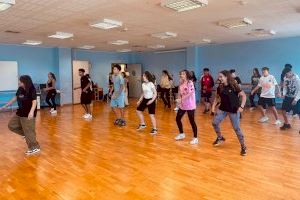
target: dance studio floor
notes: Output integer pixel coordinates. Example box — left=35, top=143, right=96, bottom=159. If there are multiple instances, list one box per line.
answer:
left=0, top=101, right=300, bottom=200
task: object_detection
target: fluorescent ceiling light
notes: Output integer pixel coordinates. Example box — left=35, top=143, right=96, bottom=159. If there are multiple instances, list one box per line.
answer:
left=22, top=40, right=42, bottom=46
left=79, top=45, right=95, bottom=50
left=148, top=44, right=166, bottom=49
left=0, top=0, right=15, bottom=11
left=218, top=17, right=252, bottom=29
left=161, top=0, right=208, bottom=12
left=117, top=49, right=132, bottom=52
left=248, top=29, right=276, bottom=37
left=90, top=18, right=122, bottom=30
left=109, top=40, right=129, bottom=45
left=48, top=32, right=74, bottom=39
left=151, top=32, right=177, bottom=39
left=202, top=39, right=211, bottom=43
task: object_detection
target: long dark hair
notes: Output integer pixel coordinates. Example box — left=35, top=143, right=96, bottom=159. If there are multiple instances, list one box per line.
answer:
left=253, top=68, right=261, bottom=77
left=19, top=75, right=34, bottom=93
left=162, top=70, right=173, bottom=81
left=219, top=70, right=240, bottom=92
left=49, top=72, right=56, bottom=81
left=144, top=71, right=155, bottom=83
left=180, top=70, right=192, bottom=81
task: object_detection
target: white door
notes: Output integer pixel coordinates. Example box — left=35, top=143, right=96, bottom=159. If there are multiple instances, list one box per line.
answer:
left=127, top=64, right=142, bottom=98
left=72, top=60, right=90, bottom=104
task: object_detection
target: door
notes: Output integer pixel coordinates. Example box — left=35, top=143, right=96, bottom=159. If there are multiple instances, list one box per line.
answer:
left=127, top=64, right=142, bottom=98
left=72, top=60, right=90, bottom=104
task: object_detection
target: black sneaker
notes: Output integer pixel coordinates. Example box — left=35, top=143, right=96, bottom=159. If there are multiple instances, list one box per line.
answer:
left=240, top=146, right=247, bottom=156
left=119, top=119, right=126, bottom=127
left=280, top=123, right=291, bottom=130
left=213, top=136, right=226, bottom=146
left=150, top=128, right=158, bottom=135
left=114, top=119, right=121, bottom=125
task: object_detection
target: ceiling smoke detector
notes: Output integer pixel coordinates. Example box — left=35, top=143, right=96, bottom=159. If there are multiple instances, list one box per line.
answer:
left=117, top=49, right=132, bottom=52
left=151, top=32, right=177, bottom=39
left=109, top=40, right=129, bottom=45
left=218, top=17, right=252, bottom=29
left=161, top=0, right=208, bottom=12
left=79, top=45, right=95, bottom=50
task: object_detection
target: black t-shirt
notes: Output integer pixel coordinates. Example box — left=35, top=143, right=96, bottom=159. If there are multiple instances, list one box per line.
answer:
left=81, top=75, right=92, bottom=93
left=47, top=80, right=56, bottom=93
left=16, top=86, right=37, bottom=117
left=217, top=85, right=241, bottom=113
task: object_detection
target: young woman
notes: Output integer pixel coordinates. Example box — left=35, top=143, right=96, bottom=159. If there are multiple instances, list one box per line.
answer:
left=160, top=70, right=173, bottom=108
left=136, top=71, right=158, bottom=135
left=0, top=75, right=40, bottom=155
left=200, top=68, right=214, bottom=114
left=44, top=72, right=57, bottom=114
left=121, top=72, right=129, bottom=106
left=249, top=68, right=261, bottom=111
left=212, top=70, right=247, bottom=156
left=174, top=70, right=198, bottom=145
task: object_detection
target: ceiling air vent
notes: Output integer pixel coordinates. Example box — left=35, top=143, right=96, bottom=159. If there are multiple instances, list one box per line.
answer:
left=218, top=17, right=252, bottom=29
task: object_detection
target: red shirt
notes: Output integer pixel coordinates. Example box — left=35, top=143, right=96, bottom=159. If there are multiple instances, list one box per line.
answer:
left=200, top=75, right=214, bottom=93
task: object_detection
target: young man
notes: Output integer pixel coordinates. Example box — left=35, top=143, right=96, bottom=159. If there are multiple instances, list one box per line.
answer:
left=74, top=68, right=92, bottom=119
left=111, top=64, right=126, bottom=126
left=200, top=68, right=214, bottom=114
left=251, top=67, right=281, bottom=125
left=280, top=67, right=300, bottom=130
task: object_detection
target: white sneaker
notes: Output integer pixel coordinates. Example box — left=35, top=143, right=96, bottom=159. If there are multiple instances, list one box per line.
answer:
left=175, top=133, right=185, bottom=141
left=49, top=108, right=54, bottom=113
left=174, top=107, right=179, bottom=111
left=190, top=138, right=198, bottom=145
left=274, top=120, right=282, bottom=125
left=84, top=114, right=92, bottom=119
left=25, top=148, right=40, bottom=156
left=50, top=110, right=57, bottom=114
left=258, top=116, right=269, bottom=123
left=82, top=113, right=88, bottom=118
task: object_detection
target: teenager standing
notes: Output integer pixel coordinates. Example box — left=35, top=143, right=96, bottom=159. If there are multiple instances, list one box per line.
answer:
left=174, top=70, right=198, bottom=145
left=1, top=75, right=40, bottom=155
left=251, top=67, right=281, bottom=125
left=111, top=64, right=126, bottom=126
left=280, top=67, right=300, bottom=130
left=74, top=69, right=92, bottom=119
left=249, top=68, right=261, bottom=111
left=200, top=68, right=214, bottom=114
left=160, top=70, right=173, bottom=108
left=212, top=70, right=247, bottom=156
left=136, top=71, right=158, bottom=135
left=44, top=72, right=57, bottom=114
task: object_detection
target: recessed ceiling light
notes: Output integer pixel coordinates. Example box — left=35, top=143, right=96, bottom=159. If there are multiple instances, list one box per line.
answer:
left=79, top=45, right=95, bottom=50
left=218, top=17, right=252, bottom=29
left=48, top=32, right=74, bottom=39
left=248, top=29, right=276, bottom=37
left=161, top=0, right=208, bottom=12
left=117, top=49, right=132, bottom=52
left=151, top=32, right=177, bottom=39
left=22, top=40, right=42, bottom=46
left=90, top=19, right=123, bottom=30
left=0, top=0, right=15, bottom=11
left=202, top=39, right=211, bottom=43
left=148, top=44, right=166, bottom=49
left=109, top=40, right=129, bottom=45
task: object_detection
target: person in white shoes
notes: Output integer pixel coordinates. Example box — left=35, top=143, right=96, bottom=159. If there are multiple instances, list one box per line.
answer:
left=44, top=72, right=57, bottom=114
left=251, top=67, right=281, bottom=125
left=175, top=70, right=198, bottom=145
left=74, top=68, right=93, bottom=119
left=136, top=71, right=158, bottom=135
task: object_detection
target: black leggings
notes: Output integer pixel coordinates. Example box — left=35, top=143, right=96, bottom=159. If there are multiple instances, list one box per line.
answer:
left=176, top=109, right=197, bottom=137
left=46, top=91, right=56, bottom=110
left=161, top=88, right=171, bottom=108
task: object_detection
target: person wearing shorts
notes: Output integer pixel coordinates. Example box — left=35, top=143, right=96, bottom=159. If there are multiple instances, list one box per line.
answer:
left=251, top=67, right=281, bottom=125
left=200, top=68, right=214, bottom=114
left=136, top=71, right=158, bottom=135
left=111, top=64, right=126, bottom=126
left=280, top=67, right=300, bottom=131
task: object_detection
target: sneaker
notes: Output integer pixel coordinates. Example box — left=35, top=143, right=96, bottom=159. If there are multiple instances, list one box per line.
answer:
left=175, top=133, right=185, bottom=141
left=213, top=136, right=226, bottom=146
left=190, top=138, right=198, bottom=145
left=83, top=114, right=92, bottom=119
left=50, top=108, right=54, bottom=113
left=293, top=114, right=299, bottom=119
left=119, top=119, right=126, bottom=126
left=150, top=128, right=158, bottom=135
left=25, top=148, right=41, bottom=156
left=240, top=146, right=247, bottom=156
left=137, top=124, right=146, bottom=130
left=274, top=120, right=282, bottom=125
left=114, top=119, right=121, bottom=125
left=174, top=107, right=179, bottom=111
left=280, top=123, right=291, bottom=130
left=211, top=112, right=215, bottom=116
left=82, top=113, right=88, bottom=118
left=258, top=116, right=269, bottom=123
left=50, top=110, right=57, bottom=114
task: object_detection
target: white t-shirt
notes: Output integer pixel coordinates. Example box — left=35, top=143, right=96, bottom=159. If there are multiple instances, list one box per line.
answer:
left=258, top=75, right=278, bottom=98
left=142, top=82, right=155, bottom=99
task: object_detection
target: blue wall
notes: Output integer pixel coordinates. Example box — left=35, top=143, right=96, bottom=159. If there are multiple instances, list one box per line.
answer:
left=58, top=48, right=72, bottom=104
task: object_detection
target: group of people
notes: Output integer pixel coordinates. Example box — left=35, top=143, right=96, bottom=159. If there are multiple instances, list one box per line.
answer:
left=1, top=63, right=299, bottom=157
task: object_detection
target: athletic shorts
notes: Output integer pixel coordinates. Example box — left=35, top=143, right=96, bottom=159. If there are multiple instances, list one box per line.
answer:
left=81, top=92, right=92, bottom=105
left=111, top=93, right=125, bottom=108
left=201, top=92, right=212, bottom=102
left=282, top=97, right=300, bottom=114
left=258, top=97, right=275, bottom=109
left=137, top=98, right=156, bottom=114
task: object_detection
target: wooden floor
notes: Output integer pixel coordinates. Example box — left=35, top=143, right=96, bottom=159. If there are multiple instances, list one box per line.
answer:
left=1, top=100, right=300, bottom=200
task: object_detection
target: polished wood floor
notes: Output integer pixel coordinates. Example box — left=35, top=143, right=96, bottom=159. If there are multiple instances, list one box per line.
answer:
left=1, top=100, right=300, bottom=200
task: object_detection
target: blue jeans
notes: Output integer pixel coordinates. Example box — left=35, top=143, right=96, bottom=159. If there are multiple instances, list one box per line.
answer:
left=212, top=110, right=245, bottom=147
